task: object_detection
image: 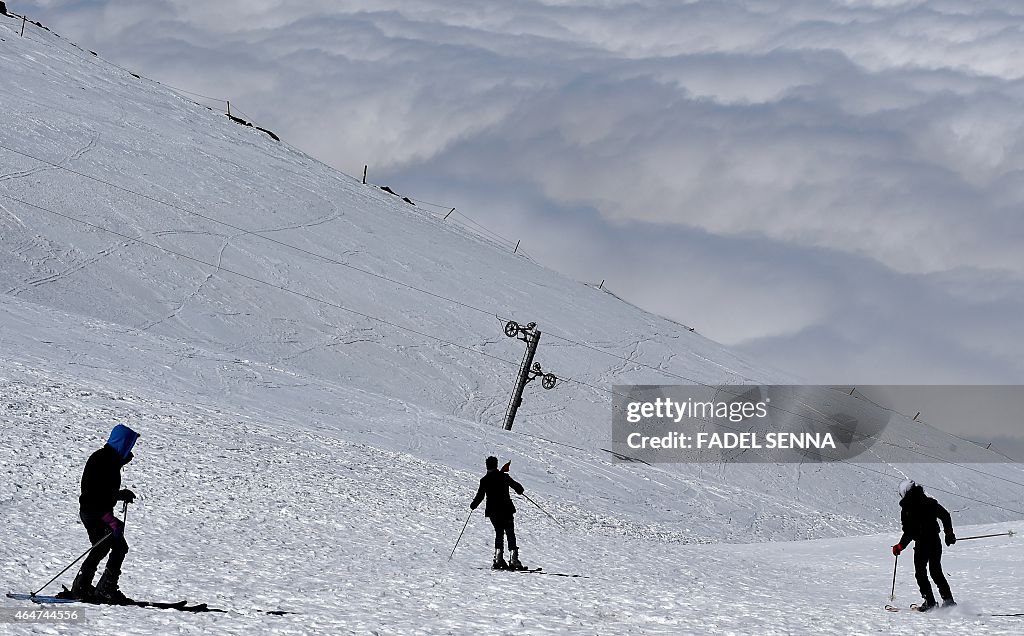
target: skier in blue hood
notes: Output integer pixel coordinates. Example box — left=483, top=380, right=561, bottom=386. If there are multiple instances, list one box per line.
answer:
left=71, top=424, right=140, bottom=603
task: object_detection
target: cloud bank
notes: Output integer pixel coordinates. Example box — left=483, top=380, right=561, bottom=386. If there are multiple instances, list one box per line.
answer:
left=15, top=0, right=1024, bottom=388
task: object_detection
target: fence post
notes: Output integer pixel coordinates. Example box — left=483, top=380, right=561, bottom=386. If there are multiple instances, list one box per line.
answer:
left=226, top=100, right=231, bottom=117
left=21, top=15, right=27, bottom=37
left=362, top=165, right=367, bottom=184
left=513, top=239, right=520, bottom=254
left=444, top=207, right=455, bottom=220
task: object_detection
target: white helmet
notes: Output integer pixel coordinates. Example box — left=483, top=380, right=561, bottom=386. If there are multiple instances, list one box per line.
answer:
left=898, top=479, right=916, bottom=498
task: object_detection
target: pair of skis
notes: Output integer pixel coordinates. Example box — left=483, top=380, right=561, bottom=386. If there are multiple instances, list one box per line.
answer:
left=6, top=591, right=216, bottom=613
left=884, top=603, right=941, bottom=613
left=885, top=603, right=1024, bottom=618
left=479, top=566, right=587, bottom=578
left=5, top=590, right=294, bottom=615
left=485, top=560, right=541, bottom=573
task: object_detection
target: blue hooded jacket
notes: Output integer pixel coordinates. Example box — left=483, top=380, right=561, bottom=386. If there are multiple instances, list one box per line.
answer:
left=80, top=425, right=140, bottom=513
left=107, top=424, right=140, bottom=461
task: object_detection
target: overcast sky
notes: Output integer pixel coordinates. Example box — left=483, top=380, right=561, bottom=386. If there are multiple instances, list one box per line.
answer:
left=14, top=1, right=1024, bottom=442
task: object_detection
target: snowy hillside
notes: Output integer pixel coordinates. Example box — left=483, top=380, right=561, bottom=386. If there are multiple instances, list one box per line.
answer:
left=2, top=11, right=1024, bottom=633
left=2, top=338, right=1022, bottom=632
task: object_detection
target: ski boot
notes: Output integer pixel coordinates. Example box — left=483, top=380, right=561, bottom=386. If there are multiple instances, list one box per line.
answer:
left=915, top=599, right=937, bottom=612
left=96, top=568, right=133, bottom=605
left=941, top=598, right=957, bottom=608
left=70, top=568, right=97, bottom=602
left=492, top=548, right=508, bottom=570
left=508, top=548, right=526, bottom=571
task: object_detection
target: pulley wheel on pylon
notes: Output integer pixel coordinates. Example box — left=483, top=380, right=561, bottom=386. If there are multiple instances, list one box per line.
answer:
left=504, top=321, right=520, bottom=338
left=542, top=373, right=557, bottom=390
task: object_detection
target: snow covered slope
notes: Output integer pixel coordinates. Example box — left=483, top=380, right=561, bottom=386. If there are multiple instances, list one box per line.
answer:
left=2, top=349, right=1022, bottom=633
left=1, top=12, right=1024, bottom=633
left=2, top=6, right=1022, bottom=540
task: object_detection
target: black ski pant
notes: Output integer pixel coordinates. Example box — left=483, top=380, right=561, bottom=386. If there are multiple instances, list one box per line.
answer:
left=78, top=511, right=129, bottom=583
left=490, top=515, right=517, bottom=551
left=913, top=539, right=952, bottom=603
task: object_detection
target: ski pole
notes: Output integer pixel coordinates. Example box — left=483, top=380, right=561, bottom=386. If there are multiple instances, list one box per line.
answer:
left=956, top=530, right=1015, bottom=542
left=122, top=500, right=129, bottom=533
left=449, top=509, right=474, bottom=561
left=31, top=532, right=113, bottom=597
left=522, top=493, right=563, bottom=530
left=890, top=554, right=898, bottom=602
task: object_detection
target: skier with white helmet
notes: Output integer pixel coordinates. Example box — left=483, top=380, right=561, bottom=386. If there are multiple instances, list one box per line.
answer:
left=891, top=479, right=957, bottom=611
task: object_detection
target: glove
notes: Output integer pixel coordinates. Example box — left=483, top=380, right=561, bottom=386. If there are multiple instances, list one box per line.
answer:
left=117, top=489, right=136, bottom=504
left=892, top=543, right=903, bottom=556
left=101, top=512, right=124, bottom=537
left=946, top=533, right=956, bottom=546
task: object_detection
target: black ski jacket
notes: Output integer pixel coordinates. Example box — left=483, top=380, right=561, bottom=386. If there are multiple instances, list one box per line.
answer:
left=898, top=484, right=953, bottom=547
left=471, top=469, right=524, bottom=518
left=79, top=445, right=127, bottom=515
